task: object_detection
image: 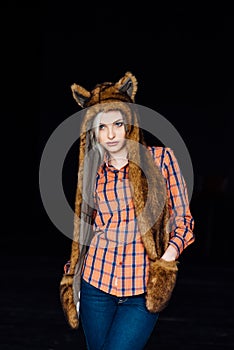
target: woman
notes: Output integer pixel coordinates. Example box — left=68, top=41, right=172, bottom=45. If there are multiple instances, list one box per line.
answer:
left=60, top=72, right=195, bottom=350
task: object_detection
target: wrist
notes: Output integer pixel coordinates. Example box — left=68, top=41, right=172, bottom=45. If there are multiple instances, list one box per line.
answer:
left=161, top=245, right=178, bottom=261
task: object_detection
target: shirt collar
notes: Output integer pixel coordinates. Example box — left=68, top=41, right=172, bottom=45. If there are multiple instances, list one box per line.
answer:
left=97, top=152, right=129, bottom=175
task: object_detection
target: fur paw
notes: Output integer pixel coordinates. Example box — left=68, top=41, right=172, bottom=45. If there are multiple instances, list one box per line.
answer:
left=60, top=274, right=79, bottom=329
left=146, top=259, right=179, bottom=313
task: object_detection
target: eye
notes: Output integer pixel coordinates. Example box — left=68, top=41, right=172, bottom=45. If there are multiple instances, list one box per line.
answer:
left=99, top=124, right=105, bottom=130
left=115, top=121, right=124, bottom=127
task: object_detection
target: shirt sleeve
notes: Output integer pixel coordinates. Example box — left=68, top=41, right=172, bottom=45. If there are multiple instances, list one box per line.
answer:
left=162, top=147, right=195, bottom=256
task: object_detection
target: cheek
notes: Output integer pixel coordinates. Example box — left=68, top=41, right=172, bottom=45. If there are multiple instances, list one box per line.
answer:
left=121, top=131, right=126, bottom=139
left=98, top=131, right=105, bottom=143
left=117, top=127, right=126, bottom=138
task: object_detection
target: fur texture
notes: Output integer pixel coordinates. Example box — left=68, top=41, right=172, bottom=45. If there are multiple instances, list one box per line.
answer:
left=60, top=274, right=79, bottom=329
left=146, top=258, right=179, bottom=312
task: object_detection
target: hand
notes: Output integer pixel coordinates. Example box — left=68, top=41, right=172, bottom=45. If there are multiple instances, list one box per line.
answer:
left=64, top=260, right=71, bottom=274
left=160, top=245, right=178, bottom=261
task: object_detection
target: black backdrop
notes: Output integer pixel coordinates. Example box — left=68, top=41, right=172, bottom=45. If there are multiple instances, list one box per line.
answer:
left=1, top=3, right=234, bottom=350
left=2, top=2, right=233, bottom=263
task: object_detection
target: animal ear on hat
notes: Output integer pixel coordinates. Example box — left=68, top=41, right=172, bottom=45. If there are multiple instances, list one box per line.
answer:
left=116, top=71, right=138, bottom=102
left=71, top=83, right=91, bottom=108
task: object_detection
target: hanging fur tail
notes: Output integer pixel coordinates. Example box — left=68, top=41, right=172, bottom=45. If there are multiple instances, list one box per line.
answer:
left=145, top=258, right=179, bottom=313
left=60, top=273, right=79, bottom=329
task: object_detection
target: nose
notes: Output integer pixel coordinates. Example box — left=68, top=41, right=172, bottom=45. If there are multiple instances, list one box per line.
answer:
left=107, top=126, right=115, bottom=139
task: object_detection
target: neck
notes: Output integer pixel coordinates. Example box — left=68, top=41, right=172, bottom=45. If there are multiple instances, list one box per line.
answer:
left=107, top=150, right=128, bottom=170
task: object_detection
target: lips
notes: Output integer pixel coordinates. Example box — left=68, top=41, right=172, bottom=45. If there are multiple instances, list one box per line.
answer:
left=106, top=142, right=119, bottom=146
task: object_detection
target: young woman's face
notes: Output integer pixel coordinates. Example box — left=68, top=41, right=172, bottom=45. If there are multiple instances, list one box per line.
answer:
left=97, top=110, right=127, bottom=156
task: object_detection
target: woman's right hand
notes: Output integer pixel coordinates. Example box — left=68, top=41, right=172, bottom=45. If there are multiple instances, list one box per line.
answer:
left=64, top=260, right=71, bottom=274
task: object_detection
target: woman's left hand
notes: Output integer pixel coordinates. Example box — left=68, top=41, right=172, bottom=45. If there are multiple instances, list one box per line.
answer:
left=160, top=245, right=178, bottom=261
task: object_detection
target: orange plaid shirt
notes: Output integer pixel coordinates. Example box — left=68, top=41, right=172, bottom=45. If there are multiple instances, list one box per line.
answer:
left=81, top=146, right=195, bottom=297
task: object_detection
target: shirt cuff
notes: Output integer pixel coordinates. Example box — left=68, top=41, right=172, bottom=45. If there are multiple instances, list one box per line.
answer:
left=168, top=236, right=185, bottom=256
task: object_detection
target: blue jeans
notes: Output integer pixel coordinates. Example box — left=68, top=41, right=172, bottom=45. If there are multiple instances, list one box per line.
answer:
left=80, top=278, right=159, bottom=350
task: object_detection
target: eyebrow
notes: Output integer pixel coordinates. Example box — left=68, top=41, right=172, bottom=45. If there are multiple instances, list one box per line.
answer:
left=99, top=119, right=124, bottom=125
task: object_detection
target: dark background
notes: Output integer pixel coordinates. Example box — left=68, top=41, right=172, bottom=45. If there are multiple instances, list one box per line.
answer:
left=1, top=2, right=234, bottom=349
left=39, top=2, right=233, bottom=263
